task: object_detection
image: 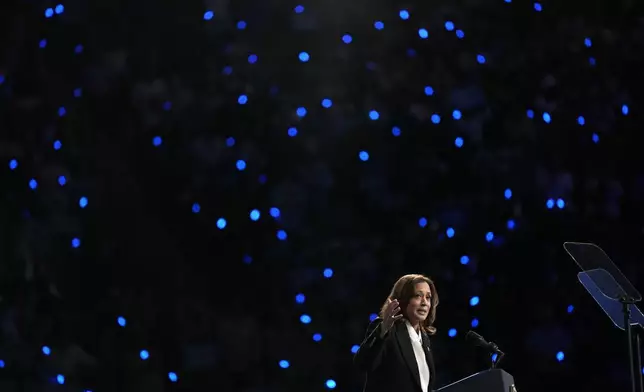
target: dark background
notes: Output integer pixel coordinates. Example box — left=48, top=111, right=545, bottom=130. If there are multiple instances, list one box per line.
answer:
left=1, top=0, right=644, bottom=391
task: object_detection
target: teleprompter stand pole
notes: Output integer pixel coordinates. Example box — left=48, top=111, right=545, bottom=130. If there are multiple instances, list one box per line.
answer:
left=636, top=331, right=643, bottom=392
left=622, top=297, right=642, bottom=392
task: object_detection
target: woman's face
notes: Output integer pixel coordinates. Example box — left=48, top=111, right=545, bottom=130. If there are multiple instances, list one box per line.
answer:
left=405, top=281, right=431, bottom=326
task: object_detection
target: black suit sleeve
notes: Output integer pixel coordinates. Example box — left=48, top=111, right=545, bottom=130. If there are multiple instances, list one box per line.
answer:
left=353, top=318, right=388, bottom=373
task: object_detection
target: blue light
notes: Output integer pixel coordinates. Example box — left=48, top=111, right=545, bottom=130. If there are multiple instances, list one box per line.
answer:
left=431, top=114, right=441, bottom=124
left=448, top=328, right=457, bottom=337
left=296, top=107, right=307, bottom=117
left=140, top=350, right=150, bottom=360
left=589, top=57, right=596, bottom=66
left=507, top=219, right=515, bottom=230
left=456, top=29, right=465, bottom=39
left=54, top=4, right=64, bottom=14
left=203, top=11, right=214, bottom=20
left=300, top=314, right=312, bottom=324
left=79, top=197, right=88, bottom=208
left=243, top=254, right=253, bottom=264
left=71, top=238, right=81, bottom=248
left=295, top=293, right=306, bottom=304
left=248, top=54, right=258, bottom=64
left=584, top=37, right=592, bottom=47
left=277, top=230, right=288, bottom=240
left=351, top=345, right=360, bottom=354
left=168, top=372, right=178, bottom=382
left=342, top=34, right=352, bottom=44
left=73, top=88, right=82, bottom=97
left=313, top=333, right=322, bottom=342
left=418, top=29, right=428, bottom=39
left=58, top=107, right=66, bottom=117
left=58, top=175, right=67, bottom=186
left=0, top=360, right=4, bottom=368
left=117, top=316, right=127, bottom=327
left=0, top=74, right=4, bottom=84
left=323, top=268, right=334, bottom=278
left=577, top=116, right=585, bottom=126
left=216, top=218, right=227, bottom=229
left=504, top=188, right=512, bottom=199
left=45, top=8, right=54, bottom=17
left=236, top=160, right=246, bottom=171
left=56, top=374, right=65, bottom=385
left=226, top=137, right=235, bottom=147
left=152, top=136, right=162, bottom=146
left=592, top=133, right=600, bottom=144
left=192, top=203, right=201, bottom=213
left=526, top=109, right=534, bottom=118
left=446, top=227, right=455, bottom=238
left=546, top=198, right=555, bottom=209
left=392, top=126, right=401, bottom=136
left=622, top=104, right=629, bottom=115
left=223, top=66, right=233, bottom=75
left=470, top=296, right=480, bottom=306
left=238, top=95, right=248, bottom=105
left=534, top=2, right=542, bottom=11
left=250, top=209, right=260, bottom=221
left=39, top=39, right=47, bottom=49
left=460, top=255, right=470, bottom=265
left=299, top=52, right=310, bottom=62
left=270, top=207, right=281, bottom=218
left=485, top=232, right=494, bottom=242
left=374, top=21, right=384, bottom=30
left=471, top=318, right=479, bottom=328
left=54, top=140, right=62, bottom=150
left=556, top=198, right=565, bottom=209
left=542, top=112, right=551, bottom=123
left=492, top=353, right=499, bottom=362
left=9, top=159, right=18, bottom=170
left=279, top=360, right=290, bottom=368
left=445, top=21, right=455, bottom=31
left=321, top=98, right=332, bottom=108
left=369, top=110, right=380, bottom=120
left=359, top=151, right=370, bottom=161
left=42, top=346, right=51, bottom=355
left=29, top=179, right=38, bottom=190
left=567, top=305, right=574, bottom=313
left=424, top=86, right=434, bottom=96
left=326, top=379, right=337, bottom=389
left=399, top=10, right=410, bottom=20
left=452, top=110, right=462, bottom=120
left=476, top=54, right=486, bottom=64
left=236, top=21, right=247, bottom=30
left=418, top=217, right=428, bottom=228
left=294, top=5, right=304, bottom=13
left=369, top=313, right=378, bottom=321
left=556, top=351, right=564, bottom=362
left=74, top=44, right=84, bottom=54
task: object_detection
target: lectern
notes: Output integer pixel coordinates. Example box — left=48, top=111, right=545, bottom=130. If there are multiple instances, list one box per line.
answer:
left=438, top=369, right=516, bottom=392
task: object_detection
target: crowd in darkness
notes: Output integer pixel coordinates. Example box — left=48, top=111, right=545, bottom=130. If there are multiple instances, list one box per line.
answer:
left=1, top=0, right=644, bottom=391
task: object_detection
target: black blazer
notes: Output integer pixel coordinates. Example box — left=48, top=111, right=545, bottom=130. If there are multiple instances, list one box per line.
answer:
left=354, top=318, right=436, bottom=392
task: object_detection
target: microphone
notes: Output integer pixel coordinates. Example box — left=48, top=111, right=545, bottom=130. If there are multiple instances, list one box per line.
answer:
left=465, top=330, right=505, bottom=355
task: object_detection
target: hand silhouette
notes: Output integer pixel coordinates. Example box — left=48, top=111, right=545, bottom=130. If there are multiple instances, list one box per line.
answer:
left=380, top=298, right=403, bottom=337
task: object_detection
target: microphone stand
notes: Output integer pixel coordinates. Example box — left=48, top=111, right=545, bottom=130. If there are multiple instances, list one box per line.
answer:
left=488, top=342, right=504, bottom=369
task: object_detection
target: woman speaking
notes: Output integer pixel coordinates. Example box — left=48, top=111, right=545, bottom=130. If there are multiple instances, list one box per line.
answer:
left=354, top=274, right=439, bottom=392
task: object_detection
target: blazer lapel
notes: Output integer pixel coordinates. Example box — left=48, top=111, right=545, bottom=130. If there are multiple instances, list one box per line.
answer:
left=395, top=322, right=422, bottom=389
left=422, top=332, right=436, bottom=390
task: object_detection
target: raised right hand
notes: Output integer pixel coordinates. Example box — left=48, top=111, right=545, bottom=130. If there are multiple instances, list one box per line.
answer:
left=380, top=298, right=403, bottom=336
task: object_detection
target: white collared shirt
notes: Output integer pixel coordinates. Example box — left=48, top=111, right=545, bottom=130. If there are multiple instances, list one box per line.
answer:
left=405, top=320, right=430, bottom=392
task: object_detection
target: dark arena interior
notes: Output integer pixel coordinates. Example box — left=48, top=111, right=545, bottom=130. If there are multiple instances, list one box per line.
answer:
left=1, top=0, right=644, bottom=391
